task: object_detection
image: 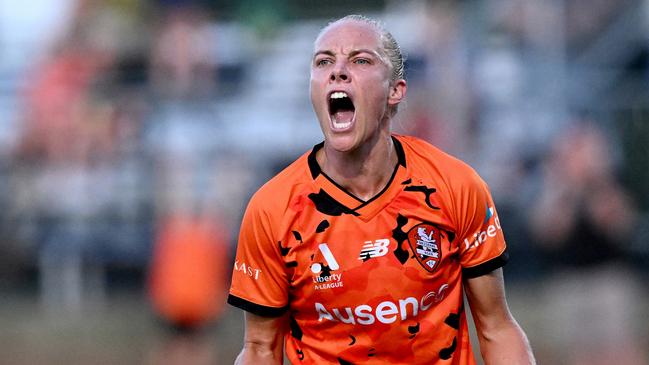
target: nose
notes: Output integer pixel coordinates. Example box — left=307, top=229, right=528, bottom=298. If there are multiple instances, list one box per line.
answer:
left=329, top=63, right=349, bottom=82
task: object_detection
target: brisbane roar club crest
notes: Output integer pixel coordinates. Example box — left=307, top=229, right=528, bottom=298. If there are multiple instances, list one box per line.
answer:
left=407, top=223, right=442, bottom=273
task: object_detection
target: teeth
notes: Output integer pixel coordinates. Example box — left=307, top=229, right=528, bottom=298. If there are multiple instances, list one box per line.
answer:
left=330, top=91, right=348, bottom=99
left=333, top=120, right=352, bottom=129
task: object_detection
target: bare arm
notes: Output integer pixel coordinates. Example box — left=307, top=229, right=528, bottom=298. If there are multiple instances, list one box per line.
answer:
left=464, top=268, right=535, bottom=365
left=234, top=311, right=289, bottom=365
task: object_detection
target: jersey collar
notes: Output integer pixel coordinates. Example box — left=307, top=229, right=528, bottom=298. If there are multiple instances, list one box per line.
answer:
left=307, top=136, right=409, bottom=221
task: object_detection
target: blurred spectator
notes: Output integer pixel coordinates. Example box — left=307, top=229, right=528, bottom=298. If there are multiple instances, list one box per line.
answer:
left=149, top=4, right=218, bottom=99
left=148, top=210, right=230, bottom=330
left=390, top=0, right=474, bottom=158
left=18, top=34, right=114, bottom=165
left=528, top=121, right=636, bottom=268
left=527, top=121, right=645, bottom=364
left=145, top=1, right=244, bottom=336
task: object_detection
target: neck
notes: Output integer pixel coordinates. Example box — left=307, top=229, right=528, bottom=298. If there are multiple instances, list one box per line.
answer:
left=317, top=132, right=397, bottom=201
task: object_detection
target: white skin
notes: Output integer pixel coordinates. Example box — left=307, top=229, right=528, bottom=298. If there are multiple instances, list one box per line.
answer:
left=309, top=19, right=406, bottom=201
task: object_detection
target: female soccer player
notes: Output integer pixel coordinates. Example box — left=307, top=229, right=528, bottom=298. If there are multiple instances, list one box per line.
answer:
left=228, top=14, right=535, bottom=365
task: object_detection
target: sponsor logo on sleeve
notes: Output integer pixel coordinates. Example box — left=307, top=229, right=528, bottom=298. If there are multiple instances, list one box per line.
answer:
left=233, top=260, right=262, bottom=280
left=483, top=204, right=494, bottom=223
left=464, top=205, right=502, bottom=251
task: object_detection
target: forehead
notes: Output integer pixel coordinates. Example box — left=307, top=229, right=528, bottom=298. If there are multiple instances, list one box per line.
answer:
left=314, top=20, right=383, bottom=53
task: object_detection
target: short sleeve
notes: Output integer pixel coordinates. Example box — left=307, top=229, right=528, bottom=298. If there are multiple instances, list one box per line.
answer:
left=227, top=193, right=289, bottom=317
left=454, top=173, right=508, bottom=279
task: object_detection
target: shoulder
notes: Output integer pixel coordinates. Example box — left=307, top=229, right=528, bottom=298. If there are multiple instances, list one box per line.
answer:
left=247, top=150, right=313, bottom=215
left=396, top=134, right=485, bottom=190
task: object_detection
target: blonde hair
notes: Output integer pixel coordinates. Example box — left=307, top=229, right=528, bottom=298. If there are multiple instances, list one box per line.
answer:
left=316, top=14, right=405, bottom=84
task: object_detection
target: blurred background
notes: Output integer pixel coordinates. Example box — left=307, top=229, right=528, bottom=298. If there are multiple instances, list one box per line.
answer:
left=0, top=0, right=648, bottom=364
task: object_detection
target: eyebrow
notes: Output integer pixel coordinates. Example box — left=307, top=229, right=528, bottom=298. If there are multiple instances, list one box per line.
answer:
left=312, top=48, right=383, bottom=60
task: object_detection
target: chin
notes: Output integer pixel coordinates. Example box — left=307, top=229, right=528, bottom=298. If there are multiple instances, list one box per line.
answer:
left=325, top=133, right=360, bottom=153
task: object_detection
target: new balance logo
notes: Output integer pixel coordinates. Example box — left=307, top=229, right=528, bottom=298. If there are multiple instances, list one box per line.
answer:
left=359, top=239, right=391, bottom=261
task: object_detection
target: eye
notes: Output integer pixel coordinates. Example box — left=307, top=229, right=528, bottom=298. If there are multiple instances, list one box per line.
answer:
left=354, top=58, right=371, bottom=65
left=315, top=58, right=332, bottom=67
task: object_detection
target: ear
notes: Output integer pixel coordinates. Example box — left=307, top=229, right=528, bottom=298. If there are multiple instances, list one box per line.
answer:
left=387, top=79, right=407, bottom=106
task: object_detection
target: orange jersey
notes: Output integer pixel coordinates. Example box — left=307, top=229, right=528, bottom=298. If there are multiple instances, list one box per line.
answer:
left=228, top=135, right=508, bottom=364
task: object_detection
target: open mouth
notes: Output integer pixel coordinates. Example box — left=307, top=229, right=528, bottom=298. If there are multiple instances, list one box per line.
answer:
left=328, top=91, right=355, bottom=130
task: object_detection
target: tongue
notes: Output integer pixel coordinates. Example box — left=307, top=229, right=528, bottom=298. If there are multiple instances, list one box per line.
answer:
left=332, top=110, right=354, bottom=126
